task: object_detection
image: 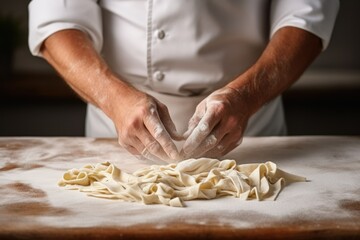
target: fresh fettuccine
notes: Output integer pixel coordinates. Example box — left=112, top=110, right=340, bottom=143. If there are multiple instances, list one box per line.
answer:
left=58, top=158, right=306, bottom=207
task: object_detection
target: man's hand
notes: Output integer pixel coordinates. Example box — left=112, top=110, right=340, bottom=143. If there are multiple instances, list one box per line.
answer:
left=181, top=87, right=249, bottom=158
left=112, top=89, right=182, bottom=163
left=40, top=29, right=181, bottom=163
left=182, top=27, right=322, bottom=159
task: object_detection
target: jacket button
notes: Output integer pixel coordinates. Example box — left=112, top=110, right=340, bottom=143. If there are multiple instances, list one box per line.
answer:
left=157, top=30, right=165, bottom=40
left=154, top=71, right=165, bottom=81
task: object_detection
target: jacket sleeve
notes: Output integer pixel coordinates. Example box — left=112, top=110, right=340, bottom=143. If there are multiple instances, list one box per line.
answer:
left=28, top=0, right=102, bottom=56
left=270, top=0, right=340, bottom=50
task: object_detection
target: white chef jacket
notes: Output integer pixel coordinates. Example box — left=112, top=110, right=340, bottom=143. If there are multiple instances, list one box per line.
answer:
left=28, top=0, right=339, bottom=137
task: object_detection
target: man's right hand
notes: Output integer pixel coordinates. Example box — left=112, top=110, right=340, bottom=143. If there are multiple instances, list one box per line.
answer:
left=41, top=29, right=181, bottom=163
left=110, top=89, right=182, bottom=163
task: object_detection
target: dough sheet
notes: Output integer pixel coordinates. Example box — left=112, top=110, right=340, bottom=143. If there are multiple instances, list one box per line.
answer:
left=58, top=158, right=306, bottom=207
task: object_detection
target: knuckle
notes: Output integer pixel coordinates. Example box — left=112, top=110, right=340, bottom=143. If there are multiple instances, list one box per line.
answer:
left=144, top=110, right=158, bottom=124
left=137, top=101, right=155, bottom=116
left=146, top=101, right=157, bottom=112
left=146, top=141, right=161, bottom=153
left=120, top=126, right=133, bottom=139
left=141, top=148, right=152, bottom=159
left=127, top=120, right=139, bottom=130
left=204, top=134, right=218, bottom=148
left=188, top=117, right=198, bottom=128
left=124, top=114, right=143, bottom=131
left=198, top=122, right=209, bottom=133
left=162, top=140, right=175, bottom=152
left=214, top=102, right=226, bottom=112
left=153, top=125, right=165, bottom=138
left=216, top=144, right=226, bottom=152
left=191, top=135, right=218, bottom=156
left=139, top=105, right=150, bottom=116
left=225, top=116, right=239, bottom=129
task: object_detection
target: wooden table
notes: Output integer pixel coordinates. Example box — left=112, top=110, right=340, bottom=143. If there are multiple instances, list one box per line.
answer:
left=0, top=136, right=359, bottom=239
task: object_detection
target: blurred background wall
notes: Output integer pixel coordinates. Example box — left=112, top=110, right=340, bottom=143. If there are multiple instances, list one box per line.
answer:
left=0, top=0, right=359, bottom=136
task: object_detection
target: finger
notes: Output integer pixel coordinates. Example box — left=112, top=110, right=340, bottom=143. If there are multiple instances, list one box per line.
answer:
left=183, top=123, right=227, bottom=159
left=125, top=137, right=166, bottom=163
left=140, top=147, right=168, bottom=164
left=144, top=106, right=180, bottom=161
left=157, top=102, right=183, bottom=141
left=183, top=103, right=206, bottom=138
left=118, top=138, right=141, bottom=155
left=198, top=113, right=246, bottom=158
left=202, top=134, right=243, bottom=158
left=137, top=127, right=171, bottom=162
left=182, top=106, right=221, bottom=156
left=127, top=116, right=169, bottom=161
left=219, top=139, right=241, bottom=157
left=124, top=144, right=140, bottom=155
left=183, top=113, right=202, bottom=138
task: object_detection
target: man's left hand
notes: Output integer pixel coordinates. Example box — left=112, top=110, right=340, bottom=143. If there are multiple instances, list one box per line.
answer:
left=181, top=86, right=249, bottom=158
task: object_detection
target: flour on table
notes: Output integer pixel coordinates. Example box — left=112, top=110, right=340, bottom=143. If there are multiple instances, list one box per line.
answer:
left=58, top=158, right=306, bottom=207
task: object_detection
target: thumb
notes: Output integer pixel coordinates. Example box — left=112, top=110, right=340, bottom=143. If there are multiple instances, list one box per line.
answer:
left=157, top=103, right=184, bottom=141
left=183, top=102, right=206, bottom=139
left=183, top=114, right=200, bottom=139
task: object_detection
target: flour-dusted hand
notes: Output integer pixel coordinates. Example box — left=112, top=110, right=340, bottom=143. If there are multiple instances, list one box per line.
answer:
left=113, top=90, right=182, bottom=163
left=38, top=30, right=181, bottom=163
left=182, top=87, right=250, bottom=158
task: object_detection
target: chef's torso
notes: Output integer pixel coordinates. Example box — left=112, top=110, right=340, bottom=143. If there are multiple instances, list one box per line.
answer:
left=100, top=0, right=269, bottom=96
left=87, top=0, right=284, bottom=137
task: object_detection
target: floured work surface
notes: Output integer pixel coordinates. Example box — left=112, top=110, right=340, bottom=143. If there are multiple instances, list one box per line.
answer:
left=0, top=137, right=359, bottom=239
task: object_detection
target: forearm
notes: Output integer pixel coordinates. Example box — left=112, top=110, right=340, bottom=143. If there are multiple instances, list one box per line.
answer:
left=41, top=29, right=181, bottom=161
left=227, top=26, right=322, bottom=116
left=40, top=29, right=136, bottom=119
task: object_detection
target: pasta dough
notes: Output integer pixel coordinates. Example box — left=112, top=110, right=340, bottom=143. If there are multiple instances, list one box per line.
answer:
left=58, top=158, right=306, bottom=207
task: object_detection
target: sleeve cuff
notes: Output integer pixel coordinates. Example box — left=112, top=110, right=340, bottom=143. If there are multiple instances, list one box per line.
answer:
left=28, top=0, right=102, bottom=56
left=270, top=0, right=340, bottom=50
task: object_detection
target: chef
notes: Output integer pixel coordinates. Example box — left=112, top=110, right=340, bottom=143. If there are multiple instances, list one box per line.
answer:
left=28, top=0, right=339, bottom=162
